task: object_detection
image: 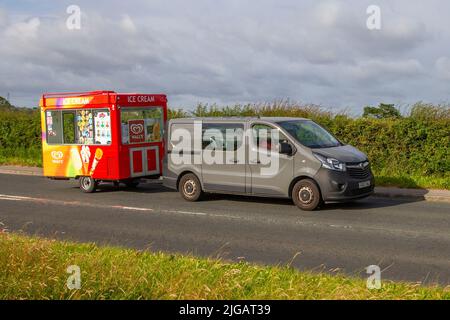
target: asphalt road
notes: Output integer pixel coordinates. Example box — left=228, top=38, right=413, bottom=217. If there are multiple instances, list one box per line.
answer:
left=0, top=173, right=449, bottom=285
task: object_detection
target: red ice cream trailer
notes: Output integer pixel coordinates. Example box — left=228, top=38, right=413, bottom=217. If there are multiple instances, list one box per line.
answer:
left=39, top=91, right=167, bottom=192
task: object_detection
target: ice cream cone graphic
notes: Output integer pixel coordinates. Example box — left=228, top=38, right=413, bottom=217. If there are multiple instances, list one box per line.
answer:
left=70, top=148, right=83, bottom=171
left=80, top=146, right=91, bottom=174
left=89, top=148, right=104, bottom=176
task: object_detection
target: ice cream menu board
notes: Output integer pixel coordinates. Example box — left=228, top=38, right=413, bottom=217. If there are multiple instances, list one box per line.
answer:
left=76, top=110, right=94, bottom=144
left=94, top=111, right=111, bottom=145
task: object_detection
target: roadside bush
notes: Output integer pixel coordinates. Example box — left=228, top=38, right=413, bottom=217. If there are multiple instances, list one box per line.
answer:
left=0, top=109, right=42, bottom=166
left=186, top=102, right=450, bottom=184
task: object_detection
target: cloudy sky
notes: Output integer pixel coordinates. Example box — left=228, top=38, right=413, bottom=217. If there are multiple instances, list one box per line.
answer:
left=1, top=0, right=450, bottom=113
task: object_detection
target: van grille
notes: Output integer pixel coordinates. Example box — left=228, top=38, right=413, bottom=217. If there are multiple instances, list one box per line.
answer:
left=346, top=162, right=371, bottom=179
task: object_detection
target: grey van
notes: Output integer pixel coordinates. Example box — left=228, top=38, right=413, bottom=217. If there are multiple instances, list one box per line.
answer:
left=163, top=117, right=374, bottom=211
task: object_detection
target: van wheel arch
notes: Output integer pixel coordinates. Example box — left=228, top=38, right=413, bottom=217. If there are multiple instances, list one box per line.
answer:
left=176, top=171, right=203, bottom=191
left=289, top=176, right=322, bottom=201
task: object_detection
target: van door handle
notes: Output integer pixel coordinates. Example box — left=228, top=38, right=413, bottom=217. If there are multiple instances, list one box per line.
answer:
left=250, top=160, right=261, bottom=164
left=229, top=159, right=239, bottom=163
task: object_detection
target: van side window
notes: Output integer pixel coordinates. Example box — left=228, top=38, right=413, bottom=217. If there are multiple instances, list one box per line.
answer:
left=252, top=124, right=288, bottom=153
left=202, top=123, right=244, bottom=151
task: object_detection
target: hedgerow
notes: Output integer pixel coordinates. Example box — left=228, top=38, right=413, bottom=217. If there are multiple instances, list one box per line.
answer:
left=0, top=102, right=448, bottom=188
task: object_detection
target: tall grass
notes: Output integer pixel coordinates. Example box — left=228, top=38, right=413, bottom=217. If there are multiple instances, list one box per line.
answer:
left=1, top=233, right=449, bottom=300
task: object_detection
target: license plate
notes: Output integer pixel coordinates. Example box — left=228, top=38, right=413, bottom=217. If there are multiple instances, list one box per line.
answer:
left=359, top=180, right=371, bottom=188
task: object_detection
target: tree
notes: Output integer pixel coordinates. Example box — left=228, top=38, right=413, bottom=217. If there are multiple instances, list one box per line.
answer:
left=0, top=96, right=14, bottom=111
left=363, top=103, right=402, bottom=119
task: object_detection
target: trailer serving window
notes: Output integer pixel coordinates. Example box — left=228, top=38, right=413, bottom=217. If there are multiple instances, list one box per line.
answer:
left=120, top=107, right=163, bottom=144
left=45, top=109, right=111, bottom=145
left=46, top=111, right=63, bottom=144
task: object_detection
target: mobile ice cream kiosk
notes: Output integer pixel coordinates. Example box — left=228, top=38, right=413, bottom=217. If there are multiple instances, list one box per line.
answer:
left=40, top=91, right=167, bottom=192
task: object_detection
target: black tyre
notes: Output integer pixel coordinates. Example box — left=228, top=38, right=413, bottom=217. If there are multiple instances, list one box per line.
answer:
left=179, top=173, right=202, bottom=201
left=292, top=179, right=321, bottom=211
left=79, top=176, right=97, bottom=193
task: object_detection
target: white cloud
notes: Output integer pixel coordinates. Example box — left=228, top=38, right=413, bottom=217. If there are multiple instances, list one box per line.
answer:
left=435, top=57, right=450, bottom=80
left=314, top=1, right=342, bottom=27
left=120, top=14, right=137, bottom=34
left=0, top=8, right=8, bottom=27
left=4, top=17, right=40, bottom=39
left=1, top=0, right=450, bottom=110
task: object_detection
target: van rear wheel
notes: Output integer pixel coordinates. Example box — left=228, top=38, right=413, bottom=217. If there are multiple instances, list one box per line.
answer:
left=292, top=179, right=321, bottom=211
left=179, top=173, right=202, bottom=201
left=79, top=176, right=97, bottom=193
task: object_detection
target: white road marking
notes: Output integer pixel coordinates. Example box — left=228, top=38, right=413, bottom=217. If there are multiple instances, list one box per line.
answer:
left=0, top=194, right=34, bottom=200
left=164, top=210, right=207, bottom=216
left=112, top=206, right=154, bottom=212
left=0, top=193, right=209, bottom=217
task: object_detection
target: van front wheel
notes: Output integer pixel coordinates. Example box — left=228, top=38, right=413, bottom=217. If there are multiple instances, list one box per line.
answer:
left=292, top=179, right=321, bottom=211
left=179, top=174, right=203, bottom=202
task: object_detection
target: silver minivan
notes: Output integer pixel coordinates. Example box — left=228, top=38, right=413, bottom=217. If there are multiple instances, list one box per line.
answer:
left=163, top=117, right=374, bottom=210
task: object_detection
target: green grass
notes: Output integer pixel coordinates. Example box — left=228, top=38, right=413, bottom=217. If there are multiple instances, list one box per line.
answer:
left=1, top=233, right=449, bottom=300
left=375, top=175, right=450, bottom=190
left=0, top=147, right=42, bottom=167
left=0, top=154, right=448, bottom=190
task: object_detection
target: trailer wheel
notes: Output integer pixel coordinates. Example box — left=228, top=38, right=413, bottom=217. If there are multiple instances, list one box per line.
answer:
left=79, top=176, right=97, bottom=193
left=179, top=173, right=203, bottom=201
left=292, top=179, right=321, bottom=211
left=125, top=180, right=140, bottom=188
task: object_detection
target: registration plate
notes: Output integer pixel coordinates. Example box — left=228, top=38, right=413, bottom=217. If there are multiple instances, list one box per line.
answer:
left=359, top=180, right=371, bottom=189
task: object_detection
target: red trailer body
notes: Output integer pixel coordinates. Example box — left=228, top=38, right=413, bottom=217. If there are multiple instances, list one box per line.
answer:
left=39, top=91, right=167, bottom=191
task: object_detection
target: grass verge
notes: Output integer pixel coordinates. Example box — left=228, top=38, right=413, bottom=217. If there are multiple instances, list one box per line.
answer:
left=374, top=174, right=450, bottom=190
left=0, top=157, right=448, bottom=190
left=0, top=233, right=449, bottom=300
left=0, top=147, right=42, bottom=167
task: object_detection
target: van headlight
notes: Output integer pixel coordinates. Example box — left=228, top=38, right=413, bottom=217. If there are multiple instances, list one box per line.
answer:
left=313, top=153, right=346, bottom=172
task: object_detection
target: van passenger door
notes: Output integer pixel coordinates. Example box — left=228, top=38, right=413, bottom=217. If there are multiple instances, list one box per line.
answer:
left=248, top=123, right=294, bottom=196
left=201, top=123, right=246, bottom=193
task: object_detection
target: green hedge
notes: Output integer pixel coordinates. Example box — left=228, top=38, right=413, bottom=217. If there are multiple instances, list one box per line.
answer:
left=0, top=109, right=42, bottom=166
left=187, top=103, right=450, bottom=180
left=0, top=103, right=449, bottom=188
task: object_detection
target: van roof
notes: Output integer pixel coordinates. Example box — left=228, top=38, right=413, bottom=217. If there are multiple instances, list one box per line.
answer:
left=169, top=117, right=310, bottom=123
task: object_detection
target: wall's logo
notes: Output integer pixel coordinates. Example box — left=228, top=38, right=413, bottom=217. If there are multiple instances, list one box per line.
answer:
left=51, top=151, right=64, bottom=164
left=130, top=124, right=144, bottom=135
left=129, top=120, right=145, bottom=143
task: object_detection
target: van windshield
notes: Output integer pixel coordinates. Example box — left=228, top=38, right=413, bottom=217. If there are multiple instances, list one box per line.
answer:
left=277, top=120, right=341, bottom=148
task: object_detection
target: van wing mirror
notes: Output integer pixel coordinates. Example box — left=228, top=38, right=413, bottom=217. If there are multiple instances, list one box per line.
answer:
left=279, top=142, right=293, bottom=156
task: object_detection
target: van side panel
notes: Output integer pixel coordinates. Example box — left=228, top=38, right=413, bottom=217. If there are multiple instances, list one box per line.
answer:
left=163, top=121, right=201, bottom=190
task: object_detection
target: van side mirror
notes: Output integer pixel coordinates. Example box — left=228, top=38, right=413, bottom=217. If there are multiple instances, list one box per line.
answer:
left=279, top=142, right=293, bottom=156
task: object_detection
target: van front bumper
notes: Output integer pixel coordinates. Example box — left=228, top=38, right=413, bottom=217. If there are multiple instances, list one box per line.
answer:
left=313, top=167, right=375, bottom=202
